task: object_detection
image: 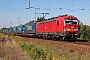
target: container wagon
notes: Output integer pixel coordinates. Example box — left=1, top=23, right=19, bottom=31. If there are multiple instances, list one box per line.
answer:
left=16, top=25, right=25, bottom=36
left=23, top=23, right=36, bottom=37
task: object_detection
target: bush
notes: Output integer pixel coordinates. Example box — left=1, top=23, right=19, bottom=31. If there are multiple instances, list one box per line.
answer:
left=19, top=42, right=58, bottom=60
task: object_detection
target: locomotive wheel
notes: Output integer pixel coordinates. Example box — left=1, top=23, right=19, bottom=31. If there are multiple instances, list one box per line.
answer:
left=59, top=37, right=64, bottom=42
left=54, top=38, right=57, bottom=41
left=59, top=38, right=62, bottom=42
left=53, top=36, right=57, bottom=41
left=72, top=38, right=76, bottom=42
left=43, top=36, right=46, bottom=40
left=51, top=36, right=54, bottom=40
left=70, top=37, right=76, bottom=42
left=38, top=36, right=41, bottom=39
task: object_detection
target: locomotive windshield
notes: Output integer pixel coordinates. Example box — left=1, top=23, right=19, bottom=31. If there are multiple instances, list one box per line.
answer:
left=65, top=19, right=78, bottom=24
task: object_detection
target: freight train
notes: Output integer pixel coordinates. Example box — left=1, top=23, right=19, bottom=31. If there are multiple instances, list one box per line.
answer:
left=1, top=15, right=80, bottom=41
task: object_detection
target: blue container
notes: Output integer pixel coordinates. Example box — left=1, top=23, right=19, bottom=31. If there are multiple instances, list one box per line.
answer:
left=16, top=26, right=18, bottom=33
left=25, top=23, right=36, bottom=34
left=6, top=28, right=9, bottom=33
left=6, top=28, right=11, bottom=33
left=11, top=27, right=17, bottom=33
left=16, top=25, right=25, bottom=33
left=3, top=28, right=7, bottom=33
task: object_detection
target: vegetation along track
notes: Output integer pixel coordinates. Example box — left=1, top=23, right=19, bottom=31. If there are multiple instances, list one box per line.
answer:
left=22, top=37, right=90, bottom=56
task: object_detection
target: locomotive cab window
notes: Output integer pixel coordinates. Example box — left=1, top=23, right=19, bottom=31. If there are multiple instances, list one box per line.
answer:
left=65, top=19, right=78, bottom=24
left=65, top=20, right=72, bottom=24
left=72, top=20, right=78, bottom=24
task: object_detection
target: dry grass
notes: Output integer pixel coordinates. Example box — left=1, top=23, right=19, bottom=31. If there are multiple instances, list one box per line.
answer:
left=0, top=34, right=31, bottom=60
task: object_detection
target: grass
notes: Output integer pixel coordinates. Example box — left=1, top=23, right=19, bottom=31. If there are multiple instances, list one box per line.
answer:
left=0, top=33, right=90, bottom=60
left=19, top=42, right=58, bottom=60
left=17, top=39, right=90, bottom=60
left=0, top=33, right=31, bottom=60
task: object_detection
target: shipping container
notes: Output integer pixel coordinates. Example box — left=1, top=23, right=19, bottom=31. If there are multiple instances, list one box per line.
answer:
left=6, top=28, right=9, bottom=33
left=16, top=25, right=25, bottom=33
left=1, top=28, right=7, bottom=33
left=11, top=27, right=16, bottom=32
left=25, top=23, right=36, bottom=34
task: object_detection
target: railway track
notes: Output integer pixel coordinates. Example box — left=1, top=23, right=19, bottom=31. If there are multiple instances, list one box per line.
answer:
left=23, top=37, right=90, bottom=46
left=71, top=40, right=90, bottom=46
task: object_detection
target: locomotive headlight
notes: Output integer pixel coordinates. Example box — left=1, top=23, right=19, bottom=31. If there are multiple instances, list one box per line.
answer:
left=64, top=28, right=71, bottom=31
left=74, top=28, right=78, bottom=31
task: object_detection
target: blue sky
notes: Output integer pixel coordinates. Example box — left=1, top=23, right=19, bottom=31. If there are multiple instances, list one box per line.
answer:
left=0, top=0, right=90, bottom=28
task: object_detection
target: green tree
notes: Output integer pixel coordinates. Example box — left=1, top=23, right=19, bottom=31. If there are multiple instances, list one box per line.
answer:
left=86, top=26, right=90, bottom=39
left=37, top=17, right=44, bottom=22
left=30, top=20, right=35, bottom=23
left=79, top=23, right=90, bottom=40
left=79, top=23, right=86, bottom=39
left=25, top=20, right=35, bottom=24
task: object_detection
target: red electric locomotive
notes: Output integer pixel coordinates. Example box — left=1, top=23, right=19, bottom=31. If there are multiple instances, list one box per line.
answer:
left=36, top=15, right=80, bottom=41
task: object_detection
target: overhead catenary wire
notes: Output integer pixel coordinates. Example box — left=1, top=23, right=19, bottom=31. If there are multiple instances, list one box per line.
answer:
left=0, top=7, right=28, bottom=10
left=36, top=0, right=90, bottom=18
left=44, top=0, right=64, bottom=9
left=64, top=0, right=86, bottom=11
left=47, top=0, right=86, bottom=13
left=40, top=0, right=66, bottom=13
left=50, top=0, right=79, bottom=10
left=64, top=0, right=85, bottom=11
left=41, top=0, right=77, bottom=13
left=0, top=0, right=88, bottom=11
left=44, top=0, right=87, bottom=12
